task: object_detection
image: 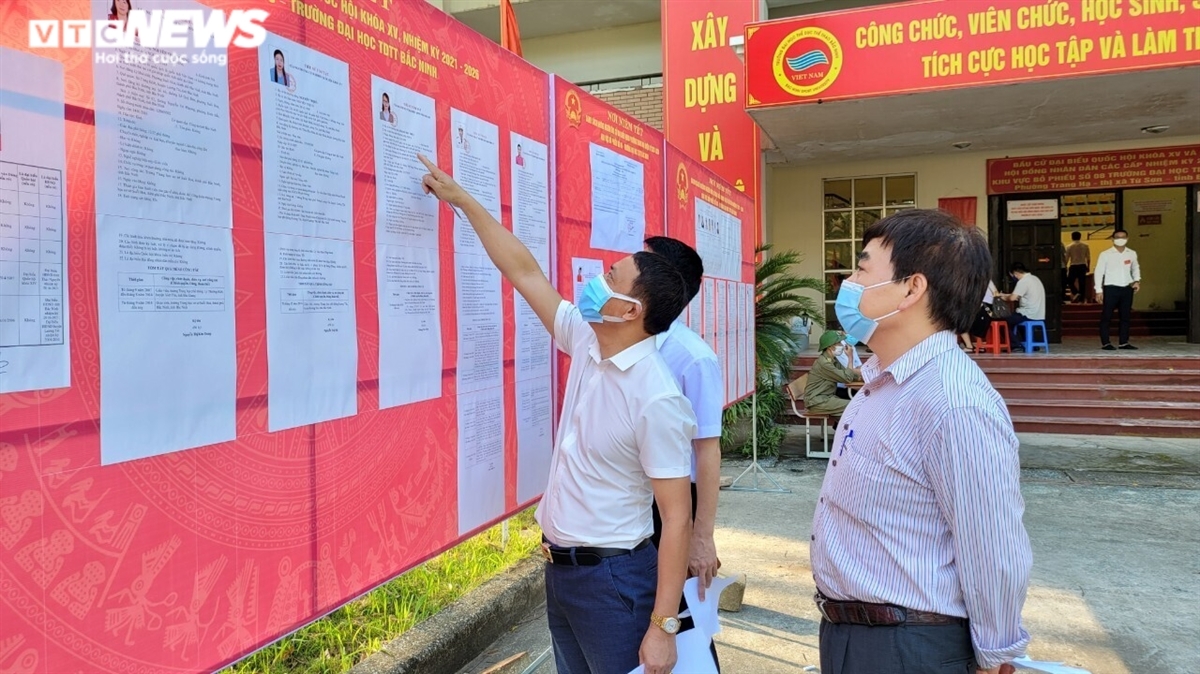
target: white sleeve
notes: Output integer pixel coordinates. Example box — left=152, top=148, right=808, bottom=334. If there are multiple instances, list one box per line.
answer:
left=1131, top=251, right=1141, bottom=283
left=553, top=300, right=590, bottom=357
left=680, top=356, right=723, bottom=439
left=636, top=394, right=696, bottom=479
left=1094, top=252, right=1106, bottom=292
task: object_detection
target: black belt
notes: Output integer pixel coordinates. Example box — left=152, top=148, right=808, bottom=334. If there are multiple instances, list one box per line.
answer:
left=541, top=537, right=651, bottom=566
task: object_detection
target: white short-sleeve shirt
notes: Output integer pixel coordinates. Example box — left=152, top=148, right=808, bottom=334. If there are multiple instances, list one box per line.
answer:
left=1013, top=274, right=1046, bottom=321
left=536, top=301, right=697, bottom=549
left=656, top=321, right=723, bottom=482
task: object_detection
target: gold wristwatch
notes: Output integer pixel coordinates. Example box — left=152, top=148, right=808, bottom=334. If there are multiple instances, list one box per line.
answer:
left=650, top=613, right=681, bottom=635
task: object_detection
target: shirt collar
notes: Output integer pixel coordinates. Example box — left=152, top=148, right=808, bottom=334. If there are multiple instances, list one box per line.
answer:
left=861, top=331, right=958, bottom=385
left=589, top=334, right=660, bottom=371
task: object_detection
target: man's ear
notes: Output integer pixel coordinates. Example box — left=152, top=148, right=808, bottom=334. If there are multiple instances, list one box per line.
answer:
left=898, top=273, right=928, bottom=311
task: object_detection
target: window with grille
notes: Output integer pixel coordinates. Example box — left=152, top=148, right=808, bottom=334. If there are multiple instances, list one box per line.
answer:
left=821, top=175, right=916, bottom=330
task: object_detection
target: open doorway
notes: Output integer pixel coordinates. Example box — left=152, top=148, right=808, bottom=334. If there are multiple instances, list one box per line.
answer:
left=993, top=185, right=1195, bottom=343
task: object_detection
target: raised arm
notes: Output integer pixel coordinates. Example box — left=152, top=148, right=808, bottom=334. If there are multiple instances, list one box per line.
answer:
left=419, top=154, right=563, bottom=333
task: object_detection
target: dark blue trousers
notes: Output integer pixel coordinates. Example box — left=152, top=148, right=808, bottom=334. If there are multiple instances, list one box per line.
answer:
left=544, top=543, right=658, bottom=674
left=819, top=619, right=978, bottom=674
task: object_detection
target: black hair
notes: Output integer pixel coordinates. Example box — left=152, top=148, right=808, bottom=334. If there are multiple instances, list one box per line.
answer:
left=644, top=236, right=704, bottom=302
left=1010, top=261, right=1029, bottom=274
left=1071, top=231, right=1081, bottom=241
left=861, top=209, right=991, bottom=334
left=630, top=251, right=690, bottom=335
left=1113, top=229, right=1128, bottom=237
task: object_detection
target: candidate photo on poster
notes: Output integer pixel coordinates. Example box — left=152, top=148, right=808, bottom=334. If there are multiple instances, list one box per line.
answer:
left=515, top=143, right=524, bottom=168
left=108, top=0, right=132, bottom=25
left=269, top=48, right=296, bottom=91
left=456, top=125, right=471, bottom=154
left=379, top=92, right=396, bottom=125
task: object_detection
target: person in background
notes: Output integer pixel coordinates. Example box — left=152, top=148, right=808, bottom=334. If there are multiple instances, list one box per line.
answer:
left=834, top=331, right=862, bottom=399
left=1063, top=231, right=1090, bottom=303
left=804, top=330, right=860, bottom=417
left=813, top=209, right=1030, bottom=674
left=997, top=263, right=1045, bottom=342
left=419, top=155, right=694, bottom=674
left=644, top=236, right=723, bottom=670
left=961, top=279, right=1000, bottom=351
left=1094, top=229, right=1141, bottom=350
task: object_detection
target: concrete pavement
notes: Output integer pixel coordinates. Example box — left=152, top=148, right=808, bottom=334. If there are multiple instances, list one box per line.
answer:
left=459, top=433, right=1200, bottom=674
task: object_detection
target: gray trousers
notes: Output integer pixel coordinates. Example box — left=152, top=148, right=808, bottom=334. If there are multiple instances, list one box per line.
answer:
left=819, top=619, right=978, bottom=674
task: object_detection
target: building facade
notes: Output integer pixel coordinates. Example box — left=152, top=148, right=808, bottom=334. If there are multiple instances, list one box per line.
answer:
left=446, top=0, right=1200, bottom=343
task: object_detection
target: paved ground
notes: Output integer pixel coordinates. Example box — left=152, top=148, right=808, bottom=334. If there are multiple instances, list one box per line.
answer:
left=459, top=432, right=1200, bottom=674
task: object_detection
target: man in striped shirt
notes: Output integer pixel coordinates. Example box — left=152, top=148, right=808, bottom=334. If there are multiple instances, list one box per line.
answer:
left=812, top=209, right=1032, bottom=674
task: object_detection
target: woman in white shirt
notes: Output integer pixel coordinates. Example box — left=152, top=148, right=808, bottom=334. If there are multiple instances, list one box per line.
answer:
left=961, top=280, right=999, bottom=351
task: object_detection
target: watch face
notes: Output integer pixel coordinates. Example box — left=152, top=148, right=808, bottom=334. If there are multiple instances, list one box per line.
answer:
left=663, top=617, right=681, bottom=634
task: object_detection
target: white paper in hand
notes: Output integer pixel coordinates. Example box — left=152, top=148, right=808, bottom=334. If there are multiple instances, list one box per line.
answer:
left=682, top=575, right=737, bottom=640
left=1013, top=656, right=1092, bottom=674
left=625, top=627, right=719, bottom=674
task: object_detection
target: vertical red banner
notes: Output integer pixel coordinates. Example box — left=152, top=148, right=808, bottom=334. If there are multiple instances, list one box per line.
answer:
left=662, top=0, right=760, bottom=236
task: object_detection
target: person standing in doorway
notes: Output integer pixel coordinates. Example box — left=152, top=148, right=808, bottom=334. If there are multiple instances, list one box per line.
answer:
left=1063, top=231, right=1090, bottom=303
left=1094, top=229, right=1141, bottom=350
left=813, top=209, right=1031, bottom=674
left=419, top=155, right=694, bottom=674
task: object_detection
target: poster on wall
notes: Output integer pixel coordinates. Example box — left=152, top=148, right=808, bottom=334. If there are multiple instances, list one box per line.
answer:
left=0, top=48, right=70, bottom=395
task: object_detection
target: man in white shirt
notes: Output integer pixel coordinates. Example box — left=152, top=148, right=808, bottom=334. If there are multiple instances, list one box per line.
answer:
left=1094, top=229, right=1141, bottom=350
left=997, top=262, right=1045, bottom=343
left=643, top=236, right=723, bottom=668
left=419, top=156, right=695, bottom=674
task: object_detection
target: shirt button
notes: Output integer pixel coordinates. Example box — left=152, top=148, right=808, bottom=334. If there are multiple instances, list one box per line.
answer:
left=843, top=423, right=849, bottom=430
left=810, top=535, right=815, bottom=541
left=864, top=390, right=871, bottom=397
left=831, top=460, right=837, bottom=467
left=820, top=497, right=824, bottom=503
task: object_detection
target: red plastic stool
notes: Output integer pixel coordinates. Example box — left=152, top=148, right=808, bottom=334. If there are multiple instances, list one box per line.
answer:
left=975, top=320, right=1011, bottom=354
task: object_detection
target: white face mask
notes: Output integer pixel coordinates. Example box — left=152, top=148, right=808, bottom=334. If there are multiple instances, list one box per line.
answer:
left=1113, top=238, right=1128, bottom=247
left=833, top=345, right=845, bottom=356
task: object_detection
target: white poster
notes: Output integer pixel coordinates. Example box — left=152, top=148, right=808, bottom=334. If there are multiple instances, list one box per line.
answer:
left=0, top=48, right=69, bottom=394
left=571, top=257, right=603, bottom=307
left=260, top=36, right=356, bottom=430
left=686, top=291, right=702, bottom=334
left=260, top=35, right=353, bottom=241
left=702, top=277, right=716, bottom=350
left=372, top=76, right=438, bottom=250
left=1006, top=199, right=1058, bottom=221
left=516, top=375, right=554, bottom=505
left=265, top=234, right=358, bottom=431
left=451, top=109, right=500, bottom=256
left=377, top=245, right=441, bottom=409
left=458, top=387, right=505, bottom=535
left=511, top=133, right=551, bottom=381
left=97, top=217, right=236, bottom=463
left=721, top=281, right=732, bottom=404
left=455, top=254, right=503, bottom=394
left=512, top=134, right=553, bottom=504
left=93, top=0, right=232, bottom=228
left=372, top=77, right=442, bottom=409
left=589, top=143, right=645, bottom=253
left=695, top=197, right=741, bottom=281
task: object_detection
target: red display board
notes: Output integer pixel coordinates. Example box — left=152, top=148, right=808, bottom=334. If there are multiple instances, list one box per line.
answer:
left=745, top=0, right=1200, bottom=109
left=552, top=76, right=665, bottom=398
left=0, top=0, right=550, bottom=671
left=665, top=145, right=756, bottom=406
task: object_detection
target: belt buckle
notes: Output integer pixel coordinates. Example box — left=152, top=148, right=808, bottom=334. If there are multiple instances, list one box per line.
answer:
left=540, top=542, right=553, bottom=564
left=813, top=593, right=832, bottom=622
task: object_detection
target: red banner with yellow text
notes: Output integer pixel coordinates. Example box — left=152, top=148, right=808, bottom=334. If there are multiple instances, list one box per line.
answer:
left=663, top=0, right=760, bottom=234
left=746, top=0, right=1200, bottom=109
left=987, top=144, right=1200, bottom=194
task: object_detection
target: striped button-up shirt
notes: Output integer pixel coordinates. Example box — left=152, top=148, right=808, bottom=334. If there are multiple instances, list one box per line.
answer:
left=811, top=331, right=1032, bottom=669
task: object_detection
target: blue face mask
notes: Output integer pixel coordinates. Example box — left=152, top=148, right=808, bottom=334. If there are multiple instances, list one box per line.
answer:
left=579, top=275, right=641, bottom=324
left=834, top=278, right=904, bottom=346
